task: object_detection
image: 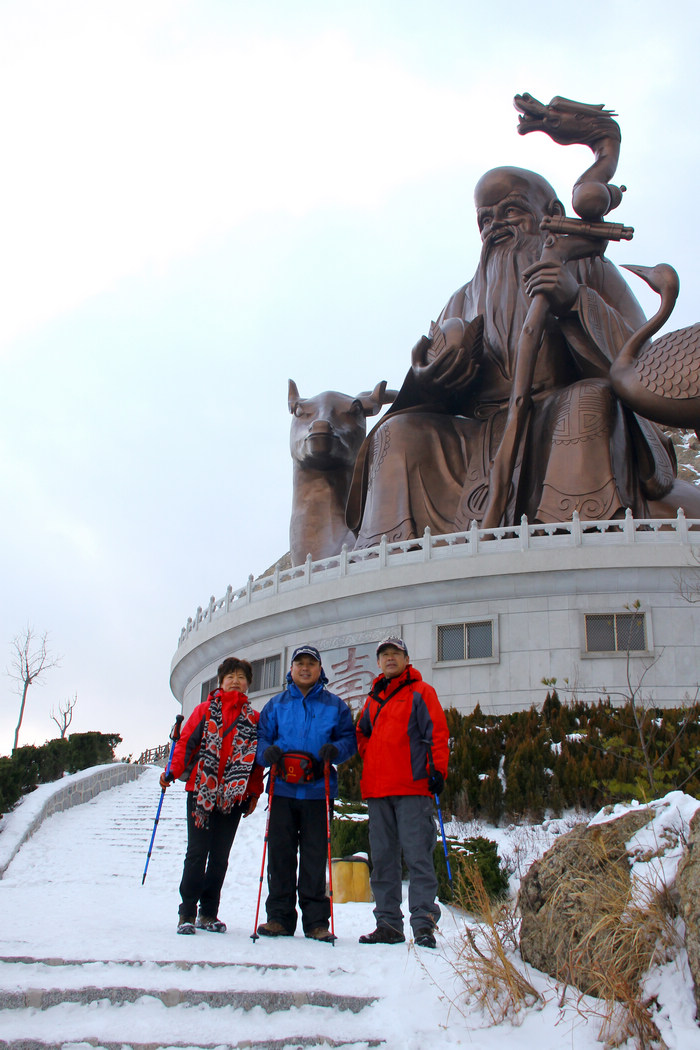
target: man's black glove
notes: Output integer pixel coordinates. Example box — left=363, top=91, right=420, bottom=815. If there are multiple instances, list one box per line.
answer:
left=318, top=743, right=339, bottom=764
left=263, top=745, right=283, bottom=766
left=428, top=770, right=445, bottom=796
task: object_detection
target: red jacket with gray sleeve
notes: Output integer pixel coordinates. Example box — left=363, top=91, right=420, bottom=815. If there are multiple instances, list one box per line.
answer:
left=356, top=666, right=449, bottom=798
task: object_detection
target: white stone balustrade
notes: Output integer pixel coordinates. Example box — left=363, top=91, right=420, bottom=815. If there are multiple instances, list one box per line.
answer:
left=176, top=510, right=700, bottom=647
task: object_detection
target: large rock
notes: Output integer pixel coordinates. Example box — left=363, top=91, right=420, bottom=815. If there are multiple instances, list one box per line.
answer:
left=676, top=808, right=700, bottom=1020
left=518, top=808, right=654, bottom=996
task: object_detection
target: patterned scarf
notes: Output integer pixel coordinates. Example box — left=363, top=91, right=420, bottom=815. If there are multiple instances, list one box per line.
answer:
left=194, top=689, right=258, bottom=828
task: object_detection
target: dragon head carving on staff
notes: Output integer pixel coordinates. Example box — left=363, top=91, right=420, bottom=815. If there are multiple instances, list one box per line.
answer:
left=513, top=92, right=625, bottom=221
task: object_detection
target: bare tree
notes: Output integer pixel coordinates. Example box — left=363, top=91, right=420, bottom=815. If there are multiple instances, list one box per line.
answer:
left=8, top=626, right=60, bottom=750
left=51, top=693, right=77, bottom=739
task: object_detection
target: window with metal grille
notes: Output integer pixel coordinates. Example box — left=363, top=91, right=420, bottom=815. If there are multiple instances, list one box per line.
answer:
left=437, top=621, right=493, bottom=661
left=200, top=675, right=218, bottom=703
left=251, top=654, right=281, bottom=693
left=585, top=612, right=646, bottom=653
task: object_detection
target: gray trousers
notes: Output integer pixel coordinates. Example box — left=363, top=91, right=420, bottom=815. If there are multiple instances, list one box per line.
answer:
left=367, top=795, right=440, bottom=934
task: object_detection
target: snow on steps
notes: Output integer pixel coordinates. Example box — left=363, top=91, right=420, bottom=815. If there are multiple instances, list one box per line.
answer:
left=0, top=955, right=384, bottom=1048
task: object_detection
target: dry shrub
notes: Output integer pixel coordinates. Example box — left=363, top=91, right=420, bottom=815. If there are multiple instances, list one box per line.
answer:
left=451, top=861, right=540, bottom=1025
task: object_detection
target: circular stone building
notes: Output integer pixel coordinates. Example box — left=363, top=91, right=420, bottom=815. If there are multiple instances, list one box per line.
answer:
left=170, top=511, right=700, bottom=719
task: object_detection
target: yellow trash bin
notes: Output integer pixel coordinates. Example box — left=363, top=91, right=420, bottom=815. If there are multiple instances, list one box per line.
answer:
left=331, top=855, right=373, bottom=903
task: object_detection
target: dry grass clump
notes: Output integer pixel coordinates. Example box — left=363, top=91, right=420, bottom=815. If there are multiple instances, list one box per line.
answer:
left=576, top=882, right=677, bottom=1049
left=451, top=862, right=540, bottom=1025
left=547, top=837, right=679, bottom=1050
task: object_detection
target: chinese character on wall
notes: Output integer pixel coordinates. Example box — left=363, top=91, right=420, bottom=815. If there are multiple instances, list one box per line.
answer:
left=325, top=644, right=376, bottom=711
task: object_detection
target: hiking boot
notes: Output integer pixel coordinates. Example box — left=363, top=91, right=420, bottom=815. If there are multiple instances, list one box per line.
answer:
left=196, top=914, right=227, bottom=933
left=359, top=925, right=405, bottom=945
left=414, top=928, right=436, bottom=949
left=305, top=926, right=336, bottom=943
left=177, top=916, right=196, bottom=935
left=257, top=920, right=293, bottom=937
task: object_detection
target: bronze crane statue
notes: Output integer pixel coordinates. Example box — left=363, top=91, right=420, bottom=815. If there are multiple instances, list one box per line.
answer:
left=609, top=263, right=700, bottom=435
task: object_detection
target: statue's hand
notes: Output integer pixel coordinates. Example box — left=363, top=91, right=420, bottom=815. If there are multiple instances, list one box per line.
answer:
left=411, top=319, right=482, bottom=396
left=521, top=260, right=579, bottom=315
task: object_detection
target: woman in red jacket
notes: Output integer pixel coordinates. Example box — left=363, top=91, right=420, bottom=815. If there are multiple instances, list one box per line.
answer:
left=161, top=657, right=263, bottom=934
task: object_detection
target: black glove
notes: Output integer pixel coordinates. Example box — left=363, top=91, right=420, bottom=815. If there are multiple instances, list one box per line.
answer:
left=263, top=745, right=283, bottom=766
left=318, top=743, right=339, bottom=765
left=427, top=770, right=445, bottom=796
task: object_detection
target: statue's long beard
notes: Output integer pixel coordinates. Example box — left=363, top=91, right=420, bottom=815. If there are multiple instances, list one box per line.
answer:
left=477, top=230, right=545, bottom=378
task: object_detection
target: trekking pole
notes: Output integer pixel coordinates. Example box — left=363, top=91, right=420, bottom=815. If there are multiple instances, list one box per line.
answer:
left=426, top=742, right=452, bottom=884
left=142, top=714, right=184, bottom=885
left=324, top=760, right=336, bottom=945
left=251, top=767, right=276, bottom=942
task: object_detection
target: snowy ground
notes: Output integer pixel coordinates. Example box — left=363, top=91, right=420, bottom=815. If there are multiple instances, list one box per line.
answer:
left=0, top=766, right=698, bottom=1048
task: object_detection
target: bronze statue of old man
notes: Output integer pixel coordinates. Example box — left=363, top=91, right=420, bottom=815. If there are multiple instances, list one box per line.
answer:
left=345, top=166, right=700, bottom=547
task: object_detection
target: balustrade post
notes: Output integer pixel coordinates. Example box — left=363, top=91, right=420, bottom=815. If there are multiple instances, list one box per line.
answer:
left=469, top=519, right=479, bottom=555
left=273, top=566, right=280, bottom=594
left=379, top=535, right=388, bottom=568
left=195, top=607, right=202, bottom=631
left=676, top=507, right=689, bottom=544
left=246, top=574, right=253, bottom=601
left=519, top=514, right=529, bottom=551
left=572, top=510, right=582, bottom=546
left=423, top=527, right=432, bottom=560
left=225, top=584, right=233, bottom=612
left=340, top=543, right=348, bottom=576
left=207, top=595, right=216, bottom=622
left=304, top=554, right=312, bottom=584
left=624, top=507, right=635, bottom=542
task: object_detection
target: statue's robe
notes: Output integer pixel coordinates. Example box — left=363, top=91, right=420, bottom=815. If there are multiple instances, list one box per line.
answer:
left=346, top=256, right=678, bottom=546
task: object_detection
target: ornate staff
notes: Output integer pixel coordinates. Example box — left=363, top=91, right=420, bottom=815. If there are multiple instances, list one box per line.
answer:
left=480, top=94, right=634, bottom=530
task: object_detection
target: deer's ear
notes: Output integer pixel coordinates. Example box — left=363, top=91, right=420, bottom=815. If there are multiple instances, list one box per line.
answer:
left=288, top=378, right=301, bottom=415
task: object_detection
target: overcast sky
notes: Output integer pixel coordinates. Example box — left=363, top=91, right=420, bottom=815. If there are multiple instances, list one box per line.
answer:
left=1, top=0, right=698, bottom=757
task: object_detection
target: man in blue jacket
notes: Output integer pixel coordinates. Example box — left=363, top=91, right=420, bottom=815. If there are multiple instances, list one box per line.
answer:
left=256, top=644, right=356, bottom=942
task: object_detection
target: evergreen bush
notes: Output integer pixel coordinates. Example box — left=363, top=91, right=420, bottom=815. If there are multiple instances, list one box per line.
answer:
left=434, top=835, right=509, bottom=907
left=0, top=732, right=123, bottom=816
left=65, top=732, right=122, bottom=773
left=331, top=816, right=371, bottom=861
left=439, top=694, right=700, bottom=822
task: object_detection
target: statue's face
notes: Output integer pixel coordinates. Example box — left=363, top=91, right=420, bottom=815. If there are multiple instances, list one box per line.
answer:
left=476, top=189, right=543, bottom=249
left=474, top=169, right=552, bottom=254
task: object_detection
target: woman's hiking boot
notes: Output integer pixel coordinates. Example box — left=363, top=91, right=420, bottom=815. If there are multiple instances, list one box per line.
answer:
left=196, top=914, right=227, bottom=933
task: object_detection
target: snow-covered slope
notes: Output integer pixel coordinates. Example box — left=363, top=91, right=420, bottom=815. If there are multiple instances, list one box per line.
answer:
left=0, top=766, right=697, bottom=1049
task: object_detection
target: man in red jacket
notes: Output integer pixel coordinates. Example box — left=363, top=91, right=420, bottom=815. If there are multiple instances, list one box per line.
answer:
left=356, top=637, right=449, bottom=949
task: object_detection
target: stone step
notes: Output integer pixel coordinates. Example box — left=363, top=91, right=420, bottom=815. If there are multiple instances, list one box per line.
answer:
left=0, top=1040, right=383, bottom=1050
left=0, top=984, right=376, bottom=1012
left=0, top=956, right=383, bottom=1048
left=0, top=997, right=385, bottom=1049
left=0, top=955, right=376, bottom=1010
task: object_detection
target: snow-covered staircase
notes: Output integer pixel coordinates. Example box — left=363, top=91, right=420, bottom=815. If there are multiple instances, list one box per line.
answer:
left=0, top=766, right=444, bottom=1050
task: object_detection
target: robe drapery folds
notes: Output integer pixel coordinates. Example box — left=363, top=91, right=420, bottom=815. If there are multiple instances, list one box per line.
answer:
left=347, top=254, right=677, bottom=546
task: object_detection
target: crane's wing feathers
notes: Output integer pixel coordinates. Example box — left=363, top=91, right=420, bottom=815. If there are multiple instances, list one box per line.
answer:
left=633, top=323, right=700, bottom=400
